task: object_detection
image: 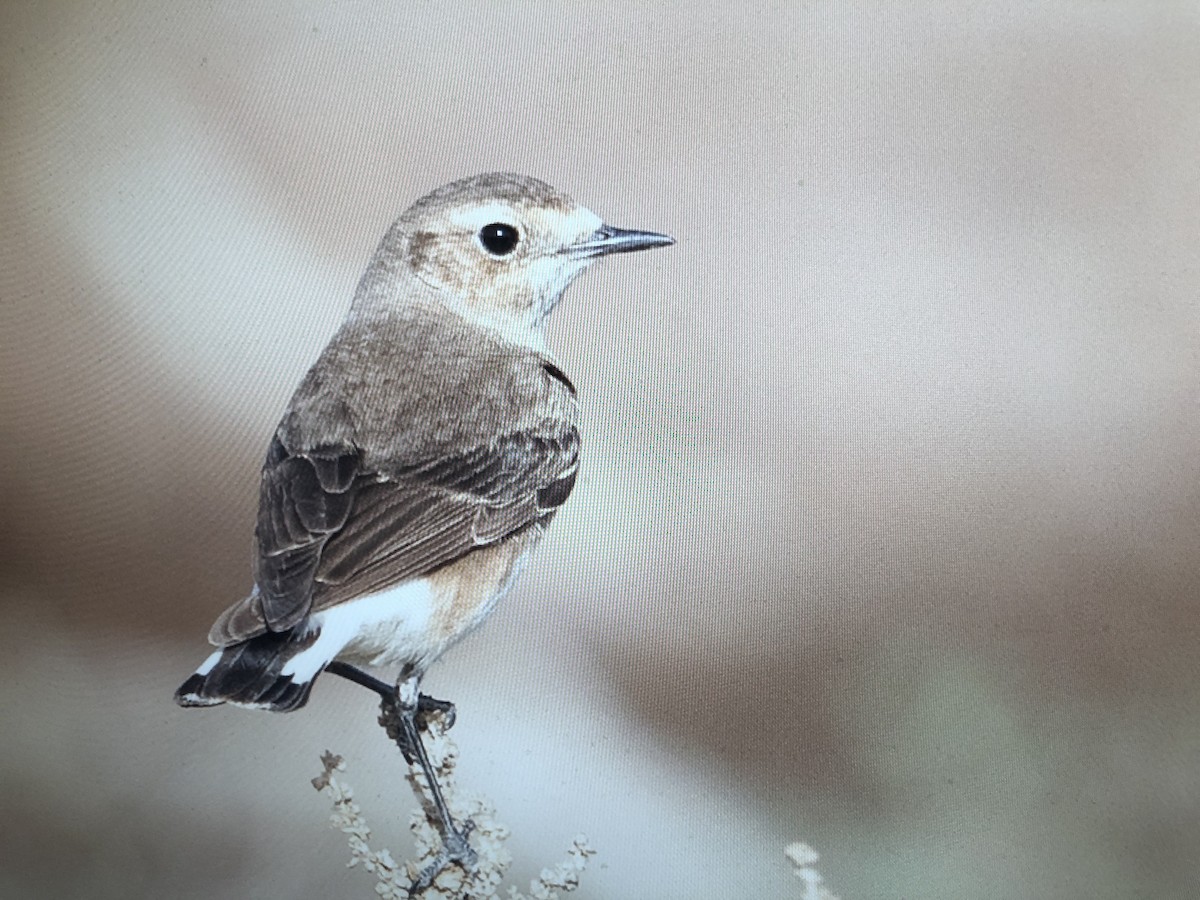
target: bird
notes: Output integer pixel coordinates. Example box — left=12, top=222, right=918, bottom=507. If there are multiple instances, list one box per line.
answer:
left=174, top=173, right=672, bottom=887
left=174, top=172, right=672, bottom=724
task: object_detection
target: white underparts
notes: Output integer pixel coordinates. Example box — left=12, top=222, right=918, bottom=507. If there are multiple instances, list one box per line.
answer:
left=280, top=578, right=437, bottom=682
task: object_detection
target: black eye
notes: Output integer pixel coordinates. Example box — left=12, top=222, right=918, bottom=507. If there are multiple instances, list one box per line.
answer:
left=478, top=222, right=520, bottom=256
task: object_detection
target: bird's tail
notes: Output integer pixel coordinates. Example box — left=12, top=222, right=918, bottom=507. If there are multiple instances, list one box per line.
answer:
left=174, top=628, right=324, bottom=712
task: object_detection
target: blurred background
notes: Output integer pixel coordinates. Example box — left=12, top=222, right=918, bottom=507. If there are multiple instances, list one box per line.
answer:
left=2, top=3, right=1198, bottom=898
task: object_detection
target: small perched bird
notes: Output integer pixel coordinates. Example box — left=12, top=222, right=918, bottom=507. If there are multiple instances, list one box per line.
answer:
left=175, top=173, right=672, bottom=714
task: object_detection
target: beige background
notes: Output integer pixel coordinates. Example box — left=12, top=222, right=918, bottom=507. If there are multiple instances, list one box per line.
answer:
left=2, top=3, right=1199, bottom=898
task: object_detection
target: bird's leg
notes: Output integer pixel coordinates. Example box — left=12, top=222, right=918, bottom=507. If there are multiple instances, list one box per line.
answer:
left=378, top=669, right=478, bottom=894
left=325, top=660, right=392, bottom=696
left=324, top=662, right=474, bottom=890
left=325, top=661, right=457, bottom=731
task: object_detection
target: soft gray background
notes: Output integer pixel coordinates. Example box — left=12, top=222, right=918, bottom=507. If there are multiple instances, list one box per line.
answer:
left=2, top=3, right=1198, bottom=898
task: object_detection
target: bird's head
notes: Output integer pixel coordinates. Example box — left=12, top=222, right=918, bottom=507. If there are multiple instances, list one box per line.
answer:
left=359, top=173, right=673, bottom=346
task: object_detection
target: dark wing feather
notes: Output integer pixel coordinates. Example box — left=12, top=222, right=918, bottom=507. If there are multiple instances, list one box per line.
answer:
left=253, top=440, right=359, bottom=631
left=233, top=425, right=579, bottom=639
left=204, top=312, right=581, bottom=647
left=310, top=427, right=580, bottom=611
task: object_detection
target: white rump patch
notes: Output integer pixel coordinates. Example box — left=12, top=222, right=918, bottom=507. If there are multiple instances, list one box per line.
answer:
left=280, top=579, right=437, bottom=682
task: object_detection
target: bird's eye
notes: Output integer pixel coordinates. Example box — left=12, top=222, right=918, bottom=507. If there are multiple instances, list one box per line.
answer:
left=478, top=222, right=520, bottom=256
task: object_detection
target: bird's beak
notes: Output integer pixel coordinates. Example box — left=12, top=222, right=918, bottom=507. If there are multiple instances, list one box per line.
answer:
left=566, top=224, right=675, bottom=259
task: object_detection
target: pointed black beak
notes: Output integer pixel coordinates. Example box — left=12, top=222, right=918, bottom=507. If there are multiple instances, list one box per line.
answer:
left=567, top=224, right=675, bottom=258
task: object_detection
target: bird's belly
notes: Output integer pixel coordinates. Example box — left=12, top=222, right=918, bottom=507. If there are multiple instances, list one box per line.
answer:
left=422, top=528, right=543, bottom=648
left=301, top=529, right=545, bottom=677
left=307, top=578, right=440, bottom=671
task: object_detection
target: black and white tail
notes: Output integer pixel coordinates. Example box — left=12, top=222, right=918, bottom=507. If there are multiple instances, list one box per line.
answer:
left=174, top=629, right=322, bottom=713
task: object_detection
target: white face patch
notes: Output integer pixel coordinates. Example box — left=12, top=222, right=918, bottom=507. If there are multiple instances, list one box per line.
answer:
left=449, top=202, right=521, bottom=231
left=449, top=202, right=605, bottom=259
left=526, top=255, right=591, bottom=319
left=414, top=197, right=613, bottom=344
left=450, top=203, right=524, bottom=255
left=548, top=205, right=605, bottom=251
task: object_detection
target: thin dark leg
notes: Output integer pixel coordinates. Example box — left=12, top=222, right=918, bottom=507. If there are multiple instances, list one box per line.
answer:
left=382, top=672, right=478, bottom=894
left=326, top=662, right=475, bottom=893
left=326, top=661, right=457, bottom=731
left=326, top=660, right=391, bottom=697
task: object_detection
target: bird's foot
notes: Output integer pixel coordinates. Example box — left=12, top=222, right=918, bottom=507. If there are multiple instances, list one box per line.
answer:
left=325, top=662, right=456, bottom=732
left=332, top=663, right=475, bottom=891
left=416, top=693, right=456, bottom=732
left=378, top=674, right=458, bottom=764
left=406, top=819, right=478, bottom=896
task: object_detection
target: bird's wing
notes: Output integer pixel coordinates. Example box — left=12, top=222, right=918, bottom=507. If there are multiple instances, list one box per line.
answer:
left=208, top=422, right=579, bottom=646
left=310, top=427, right=579, bottom=608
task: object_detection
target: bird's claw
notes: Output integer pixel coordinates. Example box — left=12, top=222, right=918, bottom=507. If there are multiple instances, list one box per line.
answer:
left=417, top=693, right=457, bottom=731
left=380, top=693, right=456, bottom=764
left=407, top=819, right=477, bottom=896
